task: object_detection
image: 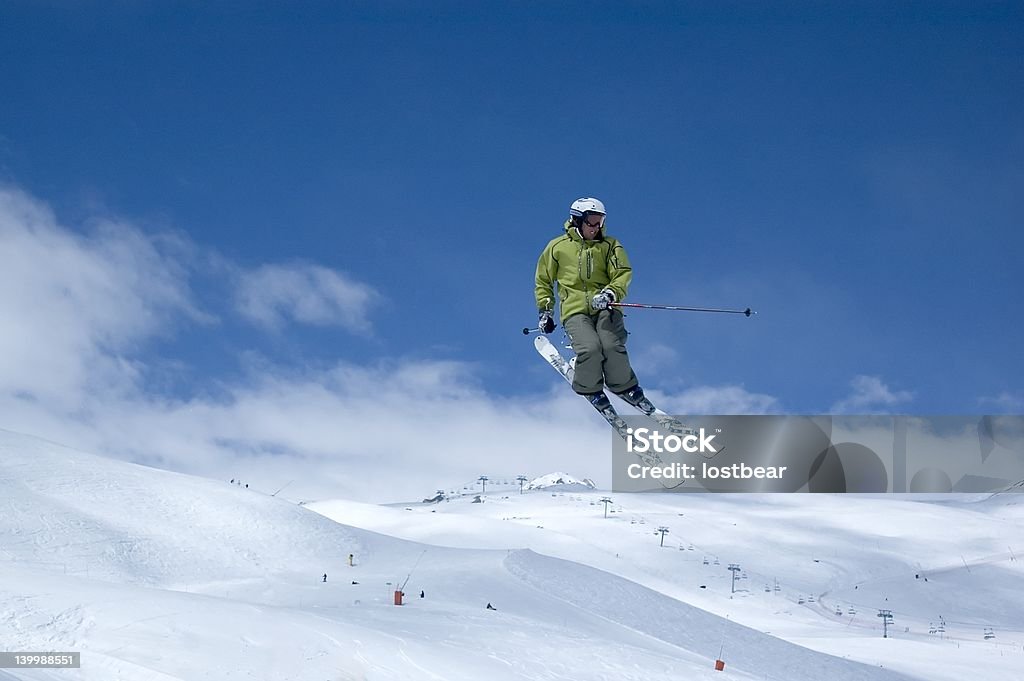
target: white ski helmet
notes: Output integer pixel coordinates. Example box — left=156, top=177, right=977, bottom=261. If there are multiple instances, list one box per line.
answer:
left=569, top=197, right=606, bottom=217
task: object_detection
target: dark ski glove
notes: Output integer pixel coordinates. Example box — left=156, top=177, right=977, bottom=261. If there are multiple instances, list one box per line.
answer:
left=539, top=311, right=556, bottom=334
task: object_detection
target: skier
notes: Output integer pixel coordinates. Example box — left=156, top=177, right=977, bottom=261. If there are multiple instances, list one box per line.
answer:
left=535, top=197, right=656, bottom=416
left=323, top=573, right=328, bottom=583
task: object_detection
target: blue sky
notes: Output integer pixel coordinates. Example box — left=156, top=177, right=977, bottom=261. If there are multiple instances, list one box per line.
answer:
left=1, top=2, right=1021, bottom=499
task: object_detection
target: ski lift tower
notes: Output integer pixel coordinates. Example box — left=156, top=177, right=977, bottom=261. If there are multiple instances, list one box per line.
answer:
left=656, top=526, right=670, bottom=547
left=600, top=497, right=613, bottom=518
left=517, top=475, right=528, bottom=494
left=878, top=609, right=894, bottom=638
left=728, top=564, right=742, bottom=593
left=478, top=475, right=488, bottom=494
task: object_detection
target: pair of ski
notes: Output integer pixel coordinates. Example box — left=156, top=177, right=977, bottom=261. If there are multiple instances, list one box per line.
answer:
left=534, top=335, right=714, bottom=464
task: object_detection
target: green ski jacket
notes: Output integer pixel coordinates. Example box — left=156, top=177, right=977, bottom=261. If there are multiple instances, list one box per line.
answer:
left=535, top=219, right=633, bottom=323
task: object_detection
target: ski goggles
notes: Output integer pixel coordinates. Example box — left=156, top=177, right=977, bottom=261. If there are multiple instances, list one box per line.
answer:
left=582, top=212, right=605, bottom=228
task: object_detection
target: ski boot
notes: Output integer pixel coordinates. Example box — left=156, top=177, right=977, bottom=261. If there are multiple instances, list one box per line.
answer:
left=585, top=391, right=614, bottom=413
left=615, top=385, right=656, bottom=416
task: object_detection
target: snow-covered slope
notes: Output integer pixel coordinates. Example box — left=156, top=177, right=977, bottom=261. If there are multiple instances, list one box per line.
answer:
left=2, top=427, right=1017, bottom=680
left=310, top=486, right=1024, bottom=681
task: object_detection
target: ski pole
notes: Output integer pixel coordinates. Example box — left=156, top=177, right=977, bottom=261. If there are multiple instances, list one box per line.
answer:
left=610, top=302, right=755, bottom=317
left=522, top=326, right=542, bottom=335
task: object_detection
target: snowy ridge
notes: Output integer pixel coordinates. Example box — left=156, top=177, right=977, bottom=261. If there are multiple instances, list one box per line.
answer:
left=526, top=471, right=596, bottom=490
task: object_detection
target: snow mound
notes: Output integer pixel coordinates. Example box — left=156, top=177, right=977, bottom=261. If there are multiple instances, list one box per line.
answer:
left=527, top=471, right=596, bottom=490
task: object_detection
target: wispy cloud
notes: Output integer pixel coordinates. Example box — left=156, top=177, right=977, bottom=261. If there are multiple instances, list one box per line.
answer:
left=831, top=375, right=913, bottom=414
left=0, top=187, right=205, bottom=408
left=979, top=392, right=1024, bottom=413
left=650, top=385, right=781, bottom=415
left=233, top=263, right=382, bottom=333
left=629, top=342, right=679, bottom=375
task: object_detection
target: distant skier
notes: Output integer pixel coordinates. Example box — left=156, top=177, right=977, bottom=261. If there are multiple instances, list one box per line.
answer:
left=420, top=590, right=425, bottom=598
left=486, top=602, right=497, bottom=611
left=535, top=197, right=655, bottom=414
left=323, top=573, right=328, bottom=583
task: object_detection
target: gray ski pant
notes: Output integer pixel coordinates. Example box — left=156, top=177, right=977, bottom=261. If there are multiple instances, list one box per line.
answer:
left=563, top=310, right=639, bottom=395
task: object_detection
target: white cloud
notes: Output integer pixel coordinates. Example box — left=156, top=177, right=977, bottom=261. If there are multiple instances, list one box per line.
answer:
left=0, top=187, right=205, bottom=408
left=831, top=375, right=913, bottom=414
left=629, top=342, right=679, bottom=375
left=0, top=358, right=610, bottom=503
left=233, top=263, right=381, bottom=333
left=651, top=385, right=781, bottom=415
left=979, top=392, right=1024, bottom=413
